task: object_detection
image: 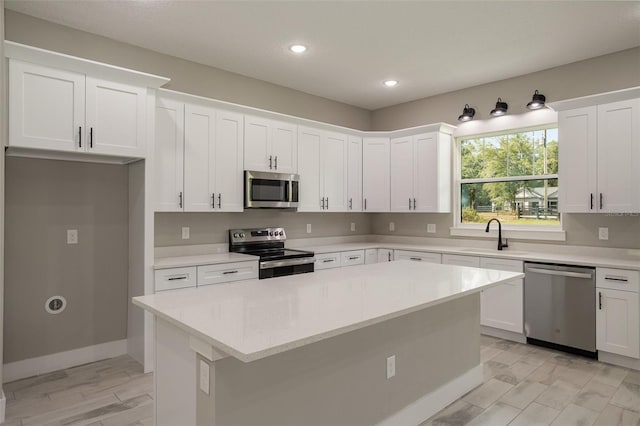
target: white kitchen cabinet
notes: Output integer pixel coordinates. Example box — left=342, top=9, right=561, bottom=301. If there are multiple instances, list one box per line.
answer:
left=558, top=98, right=640, bottom=213
left=9, top=59, right=146, bottom=158
left=244, top=115, right=297, bottom=173
left=297, top=127, right=348, bottom=212
left=340, top=250, right=365, bottom=267
left=365, top=249, right=378, bottom=264
left=479, top=257, right=524, bottom=334
left=377, top=249, right=394, bottom=263
left=154, top=267, right=197, bottom=292
left=315, top=252, right=342, bottom=270
left=395, top=250, right=441, bottom=264
left=197, top=261, right=258, bottom=286
left=362, top=137, right=390, bottom=212
left=156, top=95, right=243, bottom=212
left=347, top=136, right=363, bottom=211
left=155, top=98, right=185, bottom=212
left=596, top=268, right=639, bottom=358
left=442, top=254, right=480, bottom=267
left=390, top=132, right=451, bottom=212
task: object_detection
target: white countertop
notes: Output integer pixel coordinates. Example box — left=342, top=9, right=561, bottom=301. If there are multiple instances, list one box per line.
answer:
left=154, top=252, right=258, bottom=270
left=134, top=261, right=522, bottom=362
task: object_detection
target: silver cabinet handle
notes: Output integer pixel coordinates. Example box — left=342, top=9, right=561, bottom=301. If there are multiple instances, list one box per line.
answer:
left=526, top=267, right=593, bottom=279
left=179, top=191, right=183, bottom=209
left=168, top=276, right=187, bottom=281
left=218, top=193, right=222, bottom=208
left=600, top=193, right=603, bottom=210
left=212, top=193, right=215, bottom=209
left=388, top=252, right=391, bottom=262
left=321, top=197, right=325, bottom=210
left=349, top=198, right=353, bottom=210
left=274, top=156, right=278, bottom=170
left=605, top=276, right=629, bottom=282
left=599, top=291, right=603, bottom=310
left=269, top=155, right=273, bottom=169
left=364, top=198, right=367, bottom=210
left=590, top=193, right=594, bottom=210
left=409, top=198, right=411, bottom=210
left=322, top=259, right=335, bottom=263
left=326, top=197, right=328, bottom=209
left=348, top=256, right=359, bottom=260
left=78, top=126, right=82, bottom=148
left=413, top=198, right=416, bottom=210
left=90, top=127, right=94, bottom=148
left=223, top=270, right=238, bottom=275
left=410, top=257, right=422, bottom=261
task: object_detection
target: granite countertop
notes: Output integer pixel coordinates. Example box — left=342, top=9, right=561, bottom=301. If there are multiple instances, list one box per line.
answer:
left=134, top=261, right=522, bottom=362
left=154, top=252, right=258, bottom=270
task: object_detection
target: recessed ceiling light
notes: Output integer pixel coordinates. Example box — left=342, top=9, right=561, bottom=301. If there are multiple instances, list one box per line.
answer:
left=289, top=44, right=307, bottom=54
left=383, top=80, right=398, bottom=88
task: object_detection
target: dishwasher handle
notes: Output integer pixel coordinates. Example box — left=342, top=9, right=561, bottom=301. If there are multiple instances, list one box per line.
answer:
left=526, top=267, right=593, bottom=280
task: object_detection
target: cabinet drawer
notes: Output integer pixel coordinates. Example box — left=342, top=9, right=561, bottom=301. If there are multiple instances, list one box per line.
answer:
left=315, top=252, right=342, bottom=270
left=197, top=261, right=258, bottom=286
left=155, top=267, right=197, bottom=292
left=442, top=254, right=480, bottom=268
left=394, top=250, right=441, bottom=264
left=341, top=250, right=365, bottom=267
left=480, top=257, right=523, bottom=273
left=365, top=249, right=378, bottom=264
left=597, top=268, right=639, bottom=292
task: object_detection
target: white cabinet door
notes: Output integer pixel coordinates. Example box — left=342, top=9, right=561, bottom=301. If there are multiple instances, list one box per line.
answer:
left=363, top=137, right=390, bottom=212
left=394, top=250, right=441, bottom=264
left=244, top=115, right=271, bottom=172
left=9, top=60, right=85, bottom=152
left=323, top=132, right=348, bottom=212
left=155, top=98, right=184, bottom=212
left=596, top=288, right=639, bottom=358
left=297, top=126, right=322, bottom=212
left=315, top=252, right=342, bottom=270
left=558, top=107, right=597, bottom=213
left=340, top=250, right=365, bottom=267
left=597, top=99, right=640, bottom=213
left=390, top=136, right=414, bottom=212
left=479, top=257, right=524, bottom=333
left=365, top=249, right=378, bottom=264
left=271, top=120, right=297, bottom=173
left=214, top=111, right=244, bottom=212
left=85, top=77, right=146, bottom=157
left=414, top=132, right=451, bottom=213
left=347, top=136, right=363, bottom=211
left=184, top=104, right=216, bottom=211
left=442, top=254, right=480, bottom=267
left=377, top=249, right=394, bottom=263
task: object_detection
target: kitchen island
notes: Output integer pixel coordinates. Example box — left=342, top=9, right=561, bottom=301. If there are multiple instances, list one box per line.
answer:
left=133, top=260, right=523, bottom=426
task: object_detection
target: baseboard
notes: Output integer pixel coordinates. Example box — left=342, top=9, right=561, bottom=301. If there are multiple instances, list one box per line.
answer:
left=0, top=388, right=6, bottom=424
left=3, top=339, right=128, bottom=383
left=599, top=351, right=640, bottom=371
left=377, top=364, right=483, bottom=426
left=481, top=326, right=526, bottom=343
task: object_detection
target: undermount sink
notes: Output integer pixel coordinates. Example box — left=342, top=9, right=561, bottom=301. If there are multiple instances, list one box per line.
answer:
left=455, top=248, right=529, bottom=256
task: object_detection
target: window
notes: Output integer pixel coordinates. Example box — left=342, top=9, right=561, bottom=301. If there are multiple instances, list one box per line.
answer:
left=457, top=127, right=559, bottom=227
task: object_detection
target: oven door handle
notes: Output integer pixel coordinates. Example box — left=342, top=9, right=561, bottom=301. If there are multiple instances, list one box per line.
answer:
left=260, top=257, right=316, bottom=269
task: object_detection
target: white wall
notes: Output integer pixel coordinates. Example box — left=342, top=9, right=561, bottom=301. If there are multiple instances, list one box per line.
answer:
left=1, top=0, right=7, bottom=416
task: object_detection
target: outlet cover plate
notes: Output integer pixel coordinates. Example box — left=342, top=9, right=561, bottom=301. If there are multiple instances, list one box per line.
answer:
left=598, top=227, right=609, bottom=240
left=427, top=224, right=436, bottom=233
left=182, top=227, right=190, bottom=240
left=67, top=229, right=78, bottom=244
left=389, top=222, right=395, bottom=232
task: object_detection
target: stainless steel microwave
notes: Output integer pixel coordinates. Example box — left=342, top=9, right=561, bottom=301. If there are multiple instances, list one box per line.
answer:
left=244, top=170, right=299, bottom=209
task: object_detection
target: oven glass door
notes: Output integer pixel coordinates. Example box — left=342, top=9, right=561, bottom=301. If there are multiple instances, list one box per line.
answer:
left=251, top=178, right=290, bottom=202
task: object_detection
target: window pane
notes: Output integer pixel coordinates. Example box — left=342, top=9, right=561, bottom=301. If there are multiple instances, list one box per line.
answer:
left=460, top=179, right=559, bottom=226
left=460, top=138, right=484, bottom=179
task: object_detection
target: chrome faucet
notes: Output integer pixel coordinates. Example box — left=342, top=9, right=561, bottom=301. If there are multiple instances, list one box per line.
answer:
left=485, top=218, right=508, bottom=251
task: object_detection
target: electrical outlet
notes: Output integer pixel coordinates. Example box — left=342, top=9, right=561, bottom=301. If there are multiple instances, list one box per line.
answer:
left=67, top=229, right=78, bottom=245
left=389, top=222, right=395, bottom=231
left=306, top=224, right=312, bottom=234
left=351, top=222, right=356, bottom=232
left=598, top=227, right=609, bottom=240
left=199, top=360, right=210, bottom=395
left=427, top=224, right=436, bottom=233
left=182, top=227, right=190, bottom=240
left=386, top=355, right=396, bottom=379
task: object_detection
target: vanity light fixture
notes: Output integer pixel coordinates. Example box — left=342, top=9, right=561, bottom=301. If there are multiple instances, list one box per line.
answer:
left=289, top=44, right=307, bottom=54
left=527, top=90, right=546, bottom=110
left=383, top=80, right=398, bottom=87
left=457, top=104, right=476, bottom=122
left=490, top=98, right=508, bottom=117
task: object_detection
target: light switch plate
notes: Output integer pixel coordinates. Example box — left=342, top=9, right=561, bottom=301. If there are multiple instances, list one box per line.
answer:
left=351, top=222, right=356, bottom=232
left=67, top=229, right=78, bottom=245
left=427, top=224, right=436, bottom=233
left=598, top=227, right=609, bottom=240
left=182, top=227, right=190, bottom=240
left=389, top=222, right=395, bottom=231
left=199, top=360, right=210, bottom=395
left=386, top=355, right=396, bottom=379
left=306, top=224, right=312, bottom=234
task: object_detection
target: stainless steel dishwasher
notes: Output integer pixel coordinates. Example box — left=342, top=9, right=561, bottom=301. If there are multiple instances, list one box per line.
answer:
left=524, top=262, right=596, bottom=358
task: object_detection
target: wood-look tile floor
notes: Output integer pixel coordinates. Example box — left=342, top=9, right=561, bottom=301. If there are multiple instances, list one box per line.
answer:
left=5, top=337, right=640, bottom=425
left=422, top=335, right=640, bottom=426
left=4, top=355, right=152, bottom=426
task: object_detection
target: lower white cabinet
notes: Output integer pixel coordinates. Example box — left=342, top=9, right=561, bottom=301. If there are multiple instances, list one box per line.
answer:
left=315, top=252, right=342, bottom=270
left=197, top=261, right=258, bottom=286
left=377, top=249, right=394, bottom=263
left=154, top=267, right=197, bottom=292
left=479, top=258, right=524, bottom=334
left=441, top=254, right=480, bottom=267
left=395, top=250, right=441, bottom=264
left=596, top=268, right=640, bottom=358
left=365, top=249, right=378, bottom=264
left=340, top=250, right=365, bottom=267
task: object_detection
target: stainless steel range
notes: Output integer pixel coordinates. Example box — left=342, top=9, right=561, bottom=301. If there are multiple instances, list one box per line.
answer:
left=229, top=227, right=315, bottom=279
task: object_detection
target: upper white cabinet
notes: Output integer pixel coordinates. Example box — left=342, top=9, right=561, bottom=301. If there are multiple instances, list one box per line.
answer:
left=390, top=132, right=451, bottom=212
left=347, top=136, right=363, bottom=211
left=558, top=97, right=640, bottom=213
left=244, top=115, right=297, bottom=173
left=9, top=59, right=147, bottom=158
left=362, top=137, right=390, bottom=212
left=297, top=126, right=348, bottom=212
left=154, top=93, right=244, bottom=212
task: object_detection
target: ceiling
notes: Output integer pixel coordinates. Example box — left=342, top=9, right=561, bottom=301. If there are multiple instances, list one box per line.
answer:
left=5, top=1, right=640, bottom=110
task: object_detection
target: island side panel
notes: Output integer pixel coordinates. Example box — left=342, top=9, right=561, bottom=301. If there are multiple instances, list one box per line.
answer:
left=198, top=293, right=481, bottom=426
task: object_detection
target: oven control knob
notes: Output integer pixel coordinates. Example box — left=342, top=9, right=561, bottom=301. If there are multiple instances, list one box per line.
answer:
left=279, top=231, right=284, bottom=236
left=233, top=233, right=239, bottom=238
left=239, top=233, right=245, bottom=238
left=269, top=231, right=274, bottom=236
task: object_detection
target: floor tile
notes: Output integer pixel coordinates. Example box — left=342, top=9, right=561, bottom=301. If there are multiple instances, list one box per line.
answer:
left=594, top=404, right=640, bottom=426
left=493, top=360, right=539, bottom=386
left=480, top=346, right=503, bottom=363
left=624, top=370, right=640, bottom=386
left=610, top=381, right=640, bottom=412
left=550, top=403, right=600, bottom=426
left=490, top=350, right=523, bottom=366
left=573, top=379, right=617, bottom=412
left=421, top=400, right=484, bottom=426
left=592, top=364, right=630, bottom=388
left=462, top=378, right=513, bottom=409
left=535, top=379, right=581, bottom=410
left=500, top=380, right=547, bottom=409
left=509, top=402, right=561, bottom=426
left=464, top=401, right=519, bottom=426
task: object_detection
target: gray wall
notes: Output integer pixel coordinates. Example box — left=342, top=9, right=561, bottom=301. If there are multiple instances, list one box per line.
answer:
left=4, top=158, right=129, bottom=363
left=155, top=211, right=372, bottom=247
left=4, top=10, right=371, bottom=131
left=1, top=0, right=5, bottom=384
left=371, top=47, right=640, bottom=130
